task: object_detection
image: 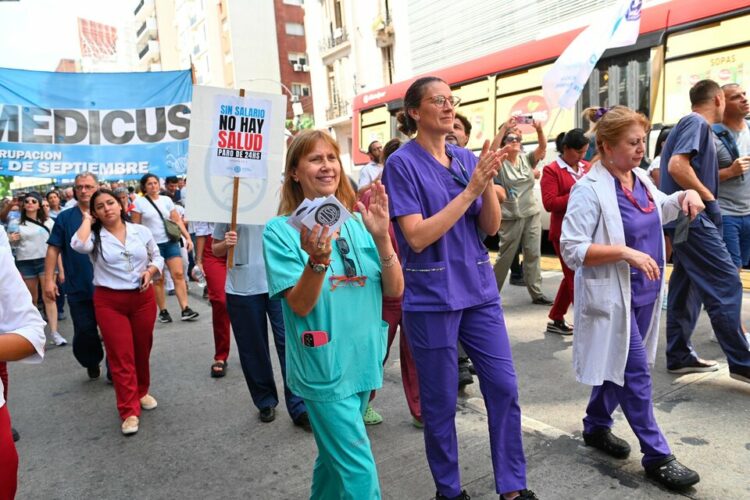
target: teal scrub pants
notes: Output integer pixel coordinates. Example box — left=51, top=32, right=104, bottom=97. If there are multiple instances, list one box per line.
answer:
left=304, top=391, right=381, bottom=500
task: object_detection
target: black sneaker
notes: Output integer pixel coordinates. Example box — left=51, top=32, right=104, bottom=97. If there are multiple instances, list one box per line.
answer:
left=509, top=276, right=526, bottom=286
left=293, top=412, right=312, bottom=432
left=644, top=455, right=700, bottom=491
left=531, top=296, right=553, bottom=306
left=458, top=362, right=474, bottom=389
left=667, top=358, right=718, bottom=374
left=181, top=307, right=199, bottom=321
left=158, top=309, right=173, bottom=323
left=436, top=489, right=470, bottom=500
left=582, top=427, right=631, bottom=459
left=546, top=319, right=574, bottom=336
left=11, top=427, right=19, bottom=442
left=87, top=365, right=101, bottom=380
left=259, top=407, right=276, bottom=423
left=502, top=490, right=538, bottom=500
left=729, top=365, right=750, bottom=384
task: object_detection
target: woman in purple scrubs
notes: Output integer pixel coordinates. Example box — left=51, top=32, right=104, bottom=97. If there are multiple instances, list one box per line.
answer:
left=560, top=106, right=702, bottom=491
left=382, top=76, right=537, bottom=500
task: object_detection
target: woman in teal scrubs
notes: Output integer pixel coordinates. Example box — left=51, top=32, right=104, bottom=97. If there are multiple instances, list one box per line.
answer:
left=263, top=129, right=403, bottom=499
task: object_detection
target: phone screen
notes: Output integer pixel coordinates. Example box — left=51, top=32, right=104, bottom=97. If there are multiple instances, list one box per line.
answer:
left=673, top=212, right=690, bottom=245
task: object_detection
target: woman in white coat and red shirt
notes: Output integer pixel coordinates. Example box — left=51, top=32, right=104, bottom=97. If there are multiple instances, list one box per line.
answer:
left=0, top=245, right=46, bottom=499
left=560, top=106, right=703, bottom=492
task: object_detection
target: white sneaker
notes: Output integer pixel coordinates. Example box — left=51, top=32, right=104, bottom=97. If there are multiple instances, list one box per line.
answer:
left=121, top=416, right=139, bottom=435
left=140, top=394, right=158, bottom=410
left=51, top=332, right=67, bottom=346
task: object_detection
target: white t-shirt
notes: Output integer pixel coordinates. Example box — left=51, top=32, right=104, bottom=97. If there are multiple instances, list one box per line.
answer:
left=0, top=225, right=9, bottom=250
left=14, top=219, right=54, bottom=261
left=0, top=247, right=46, bottom=407
left=193, top=221, right=215, bottom=237
left=133, top=195, right=175, bottom=244
left=359, top=161, right=384, bottom=187
left=735, top=123, right=750, bottom=156
left=647, top=156, right=661, bottom=173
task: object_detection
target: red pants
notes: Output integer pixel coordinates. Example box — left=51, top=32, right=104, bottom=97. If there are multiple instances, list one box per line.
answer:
left=371, top=296, right=421, bottom=421
left=549, top=239, right=575, bottom=322
left=0, top=405, right=17, bottom=500
left=93, top=286, right=156, bottom=420
left=203, top=236, right=231, bottom=361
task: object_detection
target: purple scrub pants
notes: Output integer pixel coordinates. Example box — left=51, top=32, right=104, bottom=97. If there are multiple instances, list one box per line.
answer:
left=583, top=302, right=672, bottom=467
left=403, top=300, right=526, bottom=497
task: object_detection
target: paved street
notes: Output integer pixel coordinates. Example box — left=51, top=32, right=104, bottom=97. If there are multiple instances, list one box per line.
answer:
left=9, top=272, right=750, bottom=500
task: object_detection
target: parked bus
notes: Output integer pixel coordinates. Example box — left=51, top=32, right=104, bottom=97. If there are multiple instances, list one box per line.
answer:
left=351, top=0, right=749, bottom=234
left=352, top=0, right=750, bottom=164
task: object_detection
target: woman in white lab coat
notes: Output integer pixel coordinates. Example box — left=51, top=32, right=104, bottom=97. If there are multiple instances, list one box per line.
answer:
left=560, top=106, right=702, bottom=492
left=0, top=246, right=46, bottom=498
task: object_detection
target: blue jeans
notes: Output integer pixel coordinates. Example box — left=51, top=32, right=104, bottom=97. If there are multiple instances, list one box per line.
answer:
left=225, top=293, right=305, bottom=420
left=722, top=214, right=750, bottom=268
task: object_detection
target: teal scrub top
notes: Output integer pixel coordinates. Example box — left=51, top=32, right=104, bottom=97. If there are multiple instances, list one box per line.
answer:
left=263, top=213, right=388, bottom=402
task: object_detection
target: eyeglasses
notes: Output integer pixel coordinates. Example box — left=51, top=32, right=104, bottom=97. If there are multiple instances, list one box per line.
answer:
left=328, top=275, right=368, bottom=291
left=505, top=135, right=522, bottom=144
left=329, top=237, right=367, bottom=291
left=335, top=237, right=356, bottom=278
left=24, top=199, right=39, bottom=205
left=75, top=184, right=97, bottom=191
left=423, top=95, right=461, bottom=108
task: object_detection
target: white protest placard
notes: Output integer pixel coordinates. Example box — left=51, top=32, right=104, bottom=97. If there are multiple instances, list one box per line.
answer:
left=185, top=85, right=287, bottom=225
left=211, top=94, right=271, bottom=178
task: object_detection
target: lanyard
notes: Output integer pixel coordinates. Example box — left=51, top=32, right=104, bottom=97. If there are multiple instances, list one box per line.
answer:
left=619, top=179, right=655, bottom=214
left=446, top=155, right=470, bottom=187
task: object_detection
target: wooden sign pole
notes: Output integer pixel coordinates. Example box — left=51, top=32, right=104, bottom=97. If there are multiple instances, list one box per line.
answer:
left=227, top=87, right=244, bottom=269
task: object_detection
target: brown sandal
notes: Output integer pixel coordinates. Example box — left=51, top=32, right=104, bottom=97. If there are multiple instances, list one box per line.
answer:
left=210, top=360, right=227, bottom=378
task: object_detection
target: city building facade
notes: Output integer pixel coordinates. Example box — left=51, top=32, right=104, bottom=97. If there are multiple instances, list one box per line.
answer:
left=303, top=0, right=411, bottom=170
left=133, top=0, right=313, bottom=123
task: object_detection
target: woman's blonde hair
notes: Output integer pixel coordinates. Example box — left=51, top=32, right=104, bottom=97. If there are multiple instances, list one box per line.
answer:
left=277, top=129, right=357, bottom=216
left=595, top=106, right=650, bottom=157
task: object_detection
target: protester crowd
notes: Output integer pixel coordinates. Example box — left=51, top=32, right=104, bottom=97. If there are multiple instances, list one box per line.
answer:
left=0, top=77, right=748, bottom=500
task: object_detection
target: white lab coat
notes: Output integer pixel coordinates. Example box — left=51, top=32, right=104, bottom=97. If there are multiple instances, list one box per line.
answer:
left=560, top=162, right=683, bottom=386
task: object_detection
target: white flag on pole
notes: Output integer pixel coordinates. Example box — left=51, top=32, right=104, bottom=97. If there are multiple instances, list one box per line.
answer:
left=543, top=0, right=642, bottom=110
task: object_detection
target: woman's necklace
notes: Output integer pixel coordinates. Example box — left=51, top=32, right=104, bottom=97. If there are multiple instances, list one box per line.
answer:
left=619, top=178, right=655, bottom=214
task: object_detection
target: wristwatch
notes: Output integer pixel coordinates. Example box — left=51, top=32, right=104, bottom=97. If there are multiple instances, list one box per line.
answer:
left=307, top=258, right=329, bottom=274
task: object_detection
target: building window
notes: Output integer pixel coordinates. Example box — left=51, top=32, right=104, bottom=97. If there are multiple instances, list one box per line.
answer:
left=288, top=52, right=308, bottom=66
left=292, top=83, right=311, bottom=97
left=579, top=50, right=651, bottom=125
left=283, top=0, right=303, bottom=5
left=285, top=23, right=305, bottom=36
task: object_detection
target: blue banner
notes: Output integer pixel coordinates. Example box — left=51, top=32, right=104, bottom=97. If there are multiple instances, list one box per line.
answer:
left=0, top=68, right=192, bottom=180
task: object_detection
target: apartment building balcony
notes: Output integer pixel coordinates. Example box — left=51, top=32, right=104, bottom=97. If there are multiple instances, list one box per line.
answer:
left=138, top=40, right=160, bottom=63
left=319, top=27, right=350, bottom=60
left=326, top=99, right=351, bottom=123
left=373, top=14, right=394, bottom=48
left=134, top=0, right=155, bottom=23
left=136, top=17, right=158, bottom=46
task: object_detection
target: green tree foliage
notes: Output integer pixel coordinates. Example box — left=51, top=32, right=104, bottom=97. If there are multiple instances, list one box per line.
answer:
left=0, top=176, right=12, bottom=198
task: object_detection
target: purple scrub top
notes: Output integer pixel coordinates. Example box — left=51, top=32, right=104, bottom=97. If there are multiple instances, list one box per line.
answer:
left=616, top=175, right=664, bottom=307
left=382, top=140, right=498, bottom=312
